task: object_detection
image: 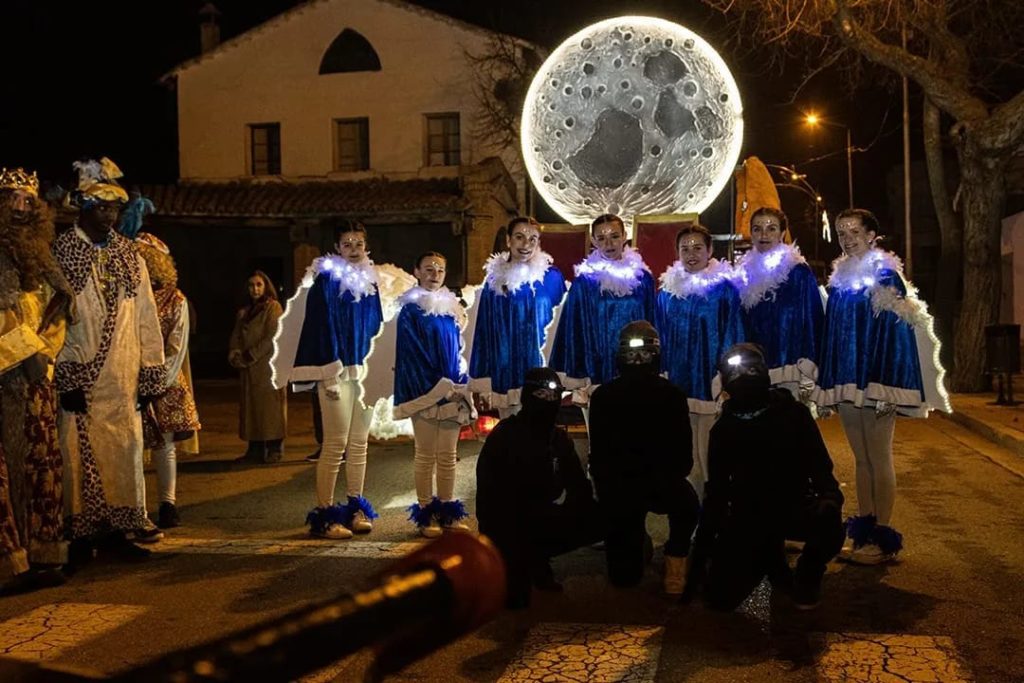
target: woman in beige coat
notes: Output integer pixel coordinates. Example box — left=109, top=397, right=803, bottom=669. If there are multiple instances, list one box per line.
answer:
left=229, top=271, right=287, bottom=462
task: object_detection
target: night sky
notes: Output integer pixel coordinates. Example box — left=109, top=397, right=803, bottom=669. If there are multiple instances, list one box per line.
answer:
left=1, top=0, right=907, bottom=230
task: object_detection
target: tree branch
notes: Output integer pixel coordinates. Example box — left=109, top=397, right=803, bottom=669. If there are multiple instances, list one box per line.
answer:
left=831, top=1, right=987, bottom=122
left=981, top=87, right=1024, bottom=152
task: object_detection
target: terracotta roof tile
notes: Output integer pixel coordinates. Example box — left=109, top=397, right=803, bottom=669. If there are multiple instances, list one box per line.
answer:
left=141, top=178, right=466, bottom=218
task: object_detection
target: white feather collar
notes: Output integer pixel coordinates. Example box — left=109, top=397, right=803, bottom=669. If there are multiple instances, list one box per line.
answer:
left=310, top=256, right=379, bottom=302
left=398, top=286, right=466, bottom=326
left=735, top=243, right=806, bottom=309
left=829, top=248, right=930, bottom=326
left=574, top=246, right=650, bottom=297
left=828, top=248, right=903, bottom=293
left=483, top=250, right=553, bottom=295
left=659, top=258, right=735, bottom=299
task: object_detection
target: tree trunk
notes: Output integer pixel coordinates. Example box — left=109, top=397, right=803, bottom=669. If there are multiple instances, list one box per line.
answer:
left=923, top=99, right=961, bottom=367
left=950, top=139, right=1008, bottom=391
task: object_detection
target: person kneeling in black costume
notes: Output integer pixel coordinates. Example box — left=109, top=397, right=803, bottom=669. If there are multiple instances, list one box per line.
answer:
left=476, top=367, right=602, bottom=609
left=589, top=321, right=699, bottom=595
left=684, top=343, right=845, bottom=610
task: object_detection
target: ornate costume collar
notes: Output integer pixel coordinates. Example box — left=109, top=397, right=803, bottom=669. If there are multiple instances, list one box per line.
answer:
left=828, top=248, right=903, bottom=292
left=659, top=258, right=734, bottom=299
left=399, top=286, right=465, bottom=324
left=316, top=255, right=378, bottom=302
left=483, top=250, right=553, bottom=295
left=55, top=227, right=141, bottom=296
left=574, top=246, right=650, bottom=297
left=736, top=243, right=806, bottom=309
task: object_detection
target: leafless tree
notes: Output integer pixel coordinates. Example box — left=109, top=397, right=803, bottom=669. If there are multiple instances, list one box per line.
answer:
left=701, top=0, right=1024, bottom=390
left=464, top=35, right=544, bottom=210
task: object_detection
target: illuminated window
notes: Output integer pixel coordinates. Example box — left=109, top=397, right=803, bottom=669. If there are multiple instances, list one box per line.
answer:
left=425, top=113, right=460, bottom=167
left=335, top=118, right=370, bottom=172
left=249, top=123, right=281, bottom=175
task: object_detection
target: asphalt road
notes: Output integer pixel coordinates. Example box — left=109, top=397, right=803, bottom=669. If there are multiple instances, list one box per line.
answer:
left=1, top=382, right=1022, bottom=682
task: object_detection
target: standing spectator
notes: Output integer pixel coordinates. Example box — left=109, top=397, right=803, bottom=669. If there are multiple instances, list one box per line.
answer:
left=229, top=271, right=286, bottom=463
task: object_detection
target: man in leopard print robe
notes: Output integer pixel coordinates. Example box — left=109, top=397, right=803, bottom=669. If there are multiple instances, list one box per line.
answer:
left=54, top=158, right=165, bottom=562
left=0, top=167, right=74, bottom=592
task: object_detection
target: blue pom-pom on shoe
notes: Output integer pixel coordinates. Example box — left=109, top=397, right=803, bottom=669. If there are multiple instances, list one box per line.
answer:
left=407, top=498, right=440, bottom=527
left=844, top=514, right=877, bottom=548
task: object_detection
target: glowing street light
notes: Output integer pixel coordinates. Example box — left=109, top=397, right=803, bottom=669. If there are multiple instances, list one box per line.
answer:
left=804, top=112, right=854, bottom=209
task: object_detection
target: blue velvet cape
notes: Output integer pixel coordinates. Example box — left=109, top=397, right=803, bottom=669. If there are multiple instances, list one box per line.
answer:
left=394, top=302, right=467, bottom=408
left=743, top=263, right=823, bottom=379
left=291, top=271, right=383, bottom=378
left=817, top=269, right=924, bottom=403
left=469, top=266, right=566, bottom=398
left=549, top=270, right=656, bottom=387
left=656, top=280, right=744, bottom=411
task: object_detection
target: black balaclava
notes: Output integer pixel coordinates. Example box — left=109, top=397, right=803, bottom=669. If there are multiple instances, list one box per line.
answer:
left=520, top=367, right=564, bottom=435
left=719, top=342, right=771, bottom=413
left=616, top=320, right=661, bottom=377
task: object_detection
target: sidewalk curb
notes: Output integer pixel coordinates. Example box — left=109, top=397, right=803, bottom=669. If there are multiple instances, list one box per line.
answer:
left=937, top=410, right=1024, bottom=459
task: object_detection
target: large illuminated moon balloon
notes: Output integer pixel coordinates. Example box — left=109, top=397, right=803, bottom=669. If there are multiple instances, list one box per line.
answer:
left=522, top=16, right=744, bottom=228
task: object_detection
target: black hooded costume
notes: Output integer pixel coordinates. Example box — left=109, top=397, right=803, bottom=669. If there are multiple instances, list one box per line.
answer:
left=588, top=321, right=700, bottom=588
left=476, top=367, right=601, bottom=608
left=686, top=343, right=845, bottom=610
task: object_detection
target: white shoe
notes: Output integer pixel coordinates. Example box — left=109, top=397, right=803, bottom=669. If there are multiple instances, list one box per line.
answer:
left=133, top=520, right=164, bottom=544
left=313, top=523, right=353, bottom=540
left=664, top=555, right=687, bottom=595
left=845, top=543, right=895, bottom=565
left=419, top=521, right=443, bottom=539
left=351, top=511, right=373, bottom=534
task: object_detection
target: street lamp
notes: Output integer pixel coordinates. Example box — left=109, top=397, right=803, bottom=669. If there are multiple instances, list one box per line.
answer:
left=804, top=112, right=854, bottom=209
left=764, top=163, right=829, bottom=264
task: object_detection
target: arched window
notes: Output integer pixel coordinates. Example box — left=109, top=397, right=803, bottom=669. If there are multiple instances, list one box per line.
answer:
left=318, top=28, right=381, bottom=74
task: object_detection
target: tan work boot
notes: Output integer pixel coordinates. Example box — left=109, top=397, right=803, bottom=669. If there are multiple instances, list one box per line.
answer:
left=664, top=555, right=688, bottom=595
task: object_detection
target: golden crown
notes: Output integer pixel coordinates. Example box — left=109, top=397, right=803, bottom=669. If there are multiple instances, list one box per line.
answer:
left=0, top=167, right=39, bottom=197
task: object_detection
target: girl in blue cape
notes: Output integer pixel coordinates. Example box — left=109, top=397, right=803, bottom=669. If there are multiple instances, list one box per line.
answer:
left=549, top=213, right=656, bottom=411
left=816, top=209, right=950, bottom=565
left=734, top=207, right=824, bottom=399
left=656, top=223, right=744, bottom=500
left=271, top=221, right=383, bottom=540
left=394, top=251, right=475, bottom=538
left=470, top=216, right=566, bottom=418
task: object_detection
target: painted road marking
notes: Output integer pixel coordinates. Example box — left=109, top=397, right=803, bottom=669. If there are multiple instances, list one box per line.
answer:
left=151, top=536, right=426, bottom=558
left=0, top=603, right=148, bottom=661
left=498, top=623, right=664, bottom=683
left=817, top=633, right=971, bottom=682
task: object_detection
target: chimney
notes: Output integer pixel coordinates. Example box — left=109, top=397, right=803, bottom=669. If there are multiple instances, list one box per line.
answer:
left=199, top=3, right=222, bottom=54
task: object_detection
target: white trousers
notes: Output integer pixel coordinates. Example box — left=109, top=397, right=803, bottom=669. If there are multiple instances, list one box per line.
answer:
left=411, top=415, right=461, bottom=507
left=838, top=404, right=897, bottom=525
left=152, top=432, right=176, bottom=505
left=687, top=412, right=717, bottom=501
left=315, top=381, right=372, bottom=508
